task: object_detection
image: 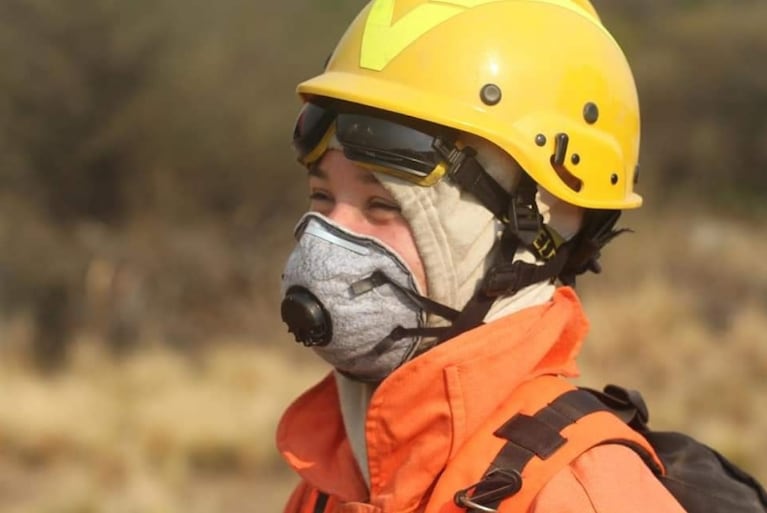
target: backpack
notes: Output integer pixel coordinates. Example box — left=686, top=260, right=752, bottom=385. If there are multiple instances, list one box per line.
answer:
left=453, top=382, right=767, bottom=513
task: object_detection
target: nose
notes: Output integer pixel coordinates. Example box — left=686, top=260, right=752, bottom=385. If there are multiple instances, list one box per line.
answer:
left=326, top=202, right=368, bottom=234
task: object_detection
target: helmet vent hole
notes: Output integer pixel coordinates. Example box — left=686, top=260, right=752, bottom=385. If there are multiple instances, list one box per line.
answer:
left=583, top=102, right=599, bottom=124
left=480, top=84, right=502, bottom=106
left=611, top=173, right=619, bottom=185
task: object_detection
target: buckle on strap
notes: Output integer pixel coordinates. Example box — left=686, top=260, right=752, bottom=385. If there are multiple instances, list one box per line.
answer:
left=454, top=468, right=522, bottom=513
left=503, top=172, right=567, bottom=262
left=531, top=226, right=565, bottom=261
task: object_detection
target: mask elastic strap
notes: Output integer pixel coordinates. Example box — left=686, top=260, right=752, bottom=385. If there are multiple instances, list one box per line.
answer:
left=334, top=322, right=452, bottom=384
left=351, top=270, right=461, bottom=322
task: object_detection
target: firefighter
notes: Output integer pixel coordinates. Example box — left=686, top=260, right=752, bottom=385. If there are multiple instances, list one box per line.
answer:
left=277, top=1, right=686, bottom=512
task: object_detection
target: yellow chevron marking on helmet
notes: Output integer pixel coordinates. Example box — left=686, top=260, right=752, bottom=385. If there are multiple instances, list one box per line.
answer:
left=361, top=0, right=603, bottom=71
left=361, top=0, right=492, bottom=71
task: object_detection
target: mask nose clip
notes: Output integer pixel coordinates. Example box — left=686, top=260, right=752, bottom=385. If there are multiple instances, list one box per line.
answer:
left=281, top=286, right=333, bottom=346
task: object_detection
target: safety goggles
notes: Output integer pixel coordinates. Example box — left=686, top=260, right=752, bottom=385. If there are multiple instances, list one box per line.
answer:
left=292, top=102, right=457, bottom=186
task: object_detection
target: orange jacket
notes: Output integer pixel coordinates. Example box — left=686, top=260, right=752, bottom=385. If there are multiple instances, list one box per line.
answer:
left=277, top=287, right=687, bottom=513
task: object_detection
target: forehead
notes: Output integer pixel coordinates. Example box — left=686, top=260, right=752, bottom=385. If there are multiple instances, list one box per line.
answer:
left=309, top=150, right=382, bottom=186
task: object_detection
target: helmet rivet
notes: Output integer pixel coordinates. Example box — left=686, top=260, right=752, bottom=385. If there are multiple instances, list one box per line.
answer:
left=583, top=102, right=599, bottom=124
left=571, top=153, right=581, bottom=165
left=480, top=84, right=502, bottom=106
left=610, top=173, right=619, bottom=185
left=535, top=134, right=547, bottom=147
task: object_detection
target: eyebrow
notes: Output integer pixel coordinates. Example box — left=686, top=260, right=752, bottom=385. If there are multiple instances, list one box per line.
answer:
left=307, top=165, right=326, bottom=179
left=309, top=164, right=381, bottom=185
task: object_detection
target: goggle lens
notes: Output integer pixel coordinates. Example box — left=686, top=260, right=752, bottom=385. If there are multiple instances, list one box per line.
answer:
left=292, top=102, right=336, bottom=162
left=292, top=102, right=453, bottom=186
left=336, top=114, right=439, bottom=177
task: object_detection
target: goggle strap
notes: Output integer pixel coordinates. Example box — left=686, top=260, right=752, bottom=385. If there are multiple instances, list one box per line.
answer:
left=388, top=325, right=452, bottom=342
left=433, top=138, right=512, bottom=223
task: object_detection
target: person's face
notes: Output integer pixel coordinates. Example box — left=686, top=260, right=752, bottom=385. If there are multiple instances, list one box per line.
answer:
left=307, top=149, right=427, bottom=293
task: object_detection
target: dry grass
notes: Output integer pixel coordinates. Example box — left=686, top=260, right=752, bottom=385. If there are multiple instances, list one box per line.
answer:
left=0, top=338, right=326, bottom=513
left=0, top=208, right=765, bottom=512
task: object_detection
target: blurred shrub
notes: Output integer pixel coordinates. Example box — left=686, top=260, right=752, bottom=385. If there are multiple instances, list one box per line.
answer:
left=595, top=0, right=767, bottom=211
left=0, top=0, right=765, bottom=368
left=0, top=0, right=363, bottom=367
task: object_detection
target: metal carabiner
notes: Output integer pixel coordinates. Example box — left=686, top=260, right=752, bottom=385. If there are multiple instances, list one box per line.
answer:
left=454, top=490, right=497, bottom=513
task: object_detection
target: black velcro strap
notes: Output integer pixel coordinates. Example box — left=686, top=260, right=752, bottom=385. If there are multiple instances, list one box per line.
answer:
left=495, top=414, right=566, bottom=459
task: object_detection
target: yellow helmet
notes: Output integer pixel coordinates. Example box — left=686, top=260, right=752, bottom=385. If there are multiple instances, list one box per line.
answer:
left=297, top=0, right=641, bottom=210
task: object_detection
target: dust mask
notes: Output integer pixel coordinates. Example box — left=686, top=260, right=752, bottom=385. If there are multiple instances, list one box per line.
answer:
left=280, top=213, right=456, bottom=382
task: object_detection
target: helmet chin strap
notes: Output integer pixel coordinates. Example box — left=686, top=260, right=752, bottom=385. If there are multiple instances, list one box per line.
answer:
left=430, top=137, right=629, bottom=342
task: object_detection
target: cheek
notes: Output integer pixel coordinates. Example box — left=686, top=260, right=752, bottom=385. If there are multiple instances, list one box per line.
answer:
left=373, top=222, right=427, bottom=294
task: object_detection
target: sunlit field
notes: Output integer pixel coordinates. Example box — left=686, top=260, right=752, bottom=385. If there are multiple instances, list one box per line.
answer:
left=0, top=208, right=765, bottom=513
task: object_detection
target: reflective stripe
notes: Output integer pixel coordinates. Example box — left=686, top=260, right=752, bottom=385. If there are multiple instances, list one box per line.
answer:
left=361, top=0, right=482, bottom=71
left=360, top=0, right=604, bottom=71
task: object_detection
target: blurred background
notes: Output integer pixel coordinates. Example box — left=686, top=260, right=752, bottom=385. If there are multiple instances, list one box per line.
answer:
left=0, top=0, right=765, bottom=511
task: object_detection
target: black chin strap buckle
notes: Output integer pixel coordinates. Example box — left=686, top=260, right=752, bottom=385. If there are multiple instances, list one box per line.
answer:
left=508, top=195, right=539, bottom=243
left=503, top=173, right=566, bottom=263
left=502, top=172, right=545, bottom=260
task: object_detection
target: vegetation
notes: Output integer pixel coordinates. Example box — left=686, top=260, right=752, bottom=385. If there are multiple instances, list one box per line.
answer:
left=0, top=1, right=765, bottom=511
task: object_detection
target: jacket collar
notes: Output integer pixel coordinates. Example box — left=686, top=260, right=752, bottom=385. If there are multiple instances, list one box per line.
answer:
left=276, top=287, right=588, bottom=511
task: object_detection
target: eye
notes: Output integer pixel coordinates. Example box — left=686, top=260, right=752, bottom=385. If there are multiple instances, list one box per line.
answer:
left=309, top=190, right=333, bottom=202
left=368, top=197, right=401, bottom=213
left=308, top=190, right=334, bottom=215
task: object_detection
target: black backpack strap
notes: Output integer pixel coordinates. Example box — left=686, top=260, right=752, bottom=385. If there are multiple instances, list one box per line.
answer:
left=313, top=491, right=329, bottom=513
left=576, top=384, right=651, bottom=431
left=455, top=382, right=767, bottom=513
left=454, top=387, right=658, bottom=512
